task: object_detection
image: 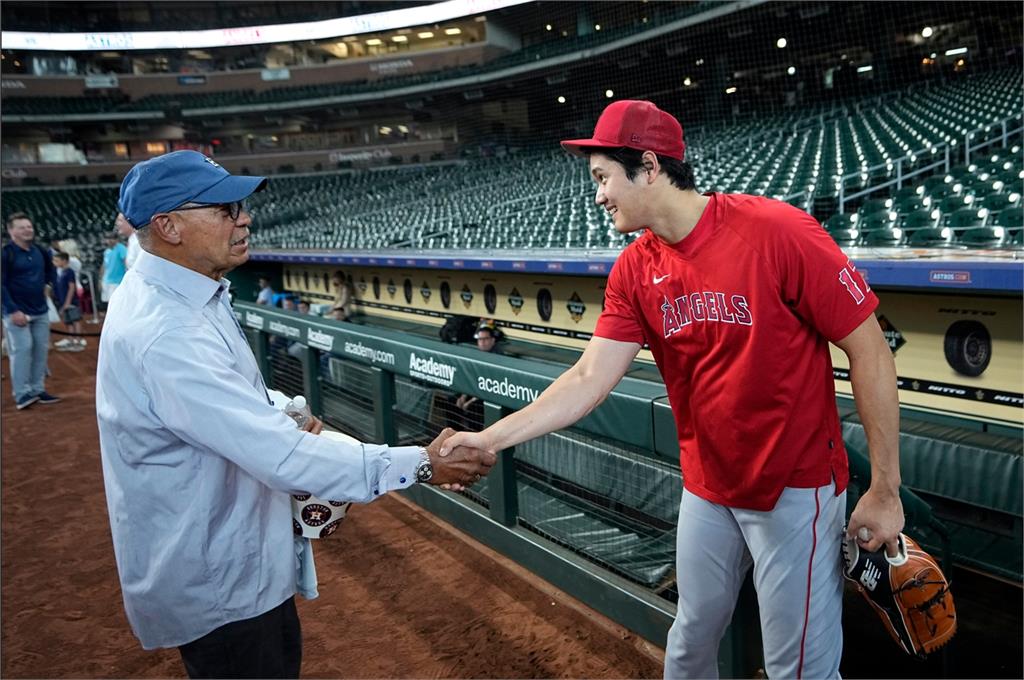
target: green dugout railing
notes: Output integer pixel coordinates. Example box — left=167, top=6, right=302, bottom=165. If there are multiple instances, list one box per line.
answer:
left=235, top=301, right=1010, bottom=677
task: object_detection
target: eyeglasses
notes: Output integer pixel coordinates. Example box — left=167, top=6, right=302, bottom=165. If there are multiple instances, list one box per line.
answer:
left=170, top=200, right=247, bottom=222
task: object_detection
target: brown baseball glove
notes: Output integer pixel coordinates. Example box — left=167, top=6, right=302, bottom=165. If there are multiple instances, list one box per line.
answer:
left=842, top=532, right=957, bottom=657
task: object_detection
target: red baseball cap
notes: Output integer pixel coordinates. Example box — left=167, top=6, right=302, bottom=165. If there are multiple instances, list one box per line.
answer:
left=561, top=100, right=685, bottom=161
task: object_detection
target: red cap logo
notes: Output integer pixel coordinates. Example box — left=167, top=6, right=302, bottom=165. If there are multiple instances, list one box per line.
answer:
left=561, top=100, right=685, bottom=161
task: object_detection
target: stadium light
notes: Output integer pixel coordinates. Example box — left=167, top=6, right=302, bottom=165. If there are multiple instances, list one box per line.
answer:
left=557, top=96, right=566, bottom=103
left=418, top=31, right=434, bottom=39
left=725, top=86, right=737, bottom=94
left=392, top=35, right=408, bottom=42
left=921, top=26, right=933, bottom=38
left=0, top=0, right=530, bottom=51
left=605, top=89, right=614, bottom=98
left=444, top=27, right=462, bottom=35
left=365, top=38, right=382, bottom=45
left=787, top=66, right=796, bottom=75
left=945, top=47, right=967, bottom=56
left=683, top=77, right=692, bottom=86
left=595, top=24, right=601, bottom=31
left=857, top=65, right=873, bottom=73
left=776, top=37, right=787, bottom=48
left=545, top=24, right=552, bottom=31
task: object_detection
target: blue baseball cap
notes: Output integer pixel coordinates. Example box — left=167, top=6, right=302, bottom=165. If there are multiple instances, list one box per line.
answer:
left=118, top=150, right=267, bottom=228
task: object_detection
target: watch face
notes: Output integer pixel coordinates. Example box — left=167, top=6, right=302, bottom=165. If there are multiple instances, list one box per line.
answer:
left=416, top=461, right=433, bottom=483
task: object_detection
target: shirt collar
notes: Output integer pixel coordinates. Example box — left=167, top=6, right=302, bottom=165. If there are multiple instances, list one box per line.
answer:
left=133, top=249, right=230, bottom=309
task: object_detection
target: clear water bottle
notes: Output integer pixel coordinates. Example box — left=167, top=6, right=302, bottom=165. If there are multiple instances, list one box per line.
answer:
left=283, top=395, right=312, bottom=429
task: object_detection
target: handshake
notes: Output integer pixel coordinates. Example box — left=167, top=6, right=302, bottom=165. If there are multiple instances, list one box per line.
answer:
left=422, top=427, right=496, bottom=490
left=293, top=411, right=495, bottom=491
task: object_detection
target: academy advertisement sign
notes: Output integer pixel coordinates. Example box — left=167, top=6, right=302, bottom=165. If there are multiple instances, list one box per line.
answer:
left=409, top=353, right=456, bottom=387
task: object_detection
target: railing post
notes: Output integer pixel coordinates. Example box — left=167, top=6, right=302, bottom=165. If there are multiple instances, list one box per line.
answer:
left=896, top=158, right=903, bottom=189
left=839, top=182, right=846, bottom=215
left=253, top=331, right=272, bottom=387
left=964, top=133, right=971, bottom=165
left=1002, top=120, right=1008, bottom=147
left=81, top=271, right=101, bottom=325
left=370, top=366, right=396, bottom=445
left=484, top=401, right=518, bottom=527
left=944, top=145, right=950, bottom=175
left=299, top=345, right=322, bottom=418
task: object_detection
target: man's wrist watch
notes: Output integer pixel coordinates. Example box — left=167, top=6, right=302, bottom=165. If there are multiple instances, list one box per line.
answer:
left=415, top=448, right=433, bottom=483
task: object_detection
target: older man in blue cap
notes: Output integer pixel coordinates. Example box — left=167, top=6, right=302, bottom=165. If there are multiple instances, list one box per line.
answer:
left=96, top=151, right=495, bottom=678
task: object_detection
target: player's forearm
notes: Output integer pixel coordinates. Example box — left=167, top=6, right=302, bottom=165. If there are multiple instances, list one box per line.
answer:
left=848, top=342, right=901, bottom=495
left=484, top=364, right=607, bottom=451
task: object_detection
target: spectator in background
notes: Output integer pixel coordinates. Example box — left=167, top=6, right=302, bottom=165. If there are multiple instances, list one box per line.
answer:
left=297, top=300, right=311, bottom=315
left=119, top=213, right=141, bottom=270
left=256, top=276, right=275, bottom=305
left=329, top=303, right=348, bottom=322
left=281, top=296, right=296, bottom=312
left=330, top=271, right=353, bottom=320
left=450, top=319, right=503, bottom=431
left=2, top=212, right=61, bottom=409
left=60, top=240, right=91, bottom=316
left=52, top=252, right=86, bottom=352
left=100, top=230, right=128, bottom=306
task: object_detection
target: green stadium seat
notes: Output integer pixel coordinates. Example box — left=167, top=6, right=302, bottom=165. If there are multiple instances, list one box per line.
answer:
left=960, top=226, right=1008, bottom=248
left=947, top=207, right=987, bottom=229
left=894, top=195, right=928, bottom=214
left=893, top=186, right=926, bottom=202
left=827, top=228, right=861, bottom=247
left=909, top=227, right=956, bottom=248
left=856, top=198, right=893, bottom=217
left=900, top=208, right=940, bottom=231
left=979, top=192, right=1021, bottom=213
left=994, top=206, right=1023, bottom=229
left=859, top=210, right=898, bottom=231
left=864, top=227, right=906, bottom=247
left=823, top=213, right=859, bottom=231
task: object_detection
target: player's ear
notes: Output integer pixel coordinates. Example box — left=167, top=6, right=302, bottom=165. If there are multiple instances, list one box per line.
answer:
left=641, top=151, right=659, bottom=183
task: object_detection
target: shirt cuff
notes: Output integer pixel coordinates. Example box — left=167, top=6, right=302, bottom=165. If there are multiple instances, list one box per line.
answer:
left=379, top=445, right=423, bottom=494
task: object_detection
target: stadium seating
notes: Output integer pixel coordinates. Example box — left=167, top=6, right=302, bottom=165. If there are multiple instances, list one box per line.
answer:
left=4, top=69, right=1020, bottom=260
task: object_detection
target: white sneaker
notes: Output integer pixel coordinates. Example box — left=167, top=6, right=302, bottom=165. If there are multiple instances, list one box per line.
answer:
left=55, top=338, right=73, bottom=348
left=76, top=338, right=87, bottom=347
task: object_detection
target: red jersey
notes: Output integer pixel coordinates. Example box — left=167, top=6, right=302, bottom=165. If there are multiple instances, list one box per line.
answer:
left=595, top=193, right=878, bottom=511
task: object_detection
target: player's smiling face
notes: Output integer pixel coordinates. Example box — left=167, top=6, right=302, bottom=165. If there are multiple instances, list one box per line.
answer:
left=590, top=153, right=647, bottom=234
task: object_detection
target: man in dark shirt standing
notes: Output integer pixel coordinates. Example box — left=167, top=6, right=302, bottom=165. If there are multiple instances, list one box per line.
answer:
left=2, top=212, right=61, bottom=409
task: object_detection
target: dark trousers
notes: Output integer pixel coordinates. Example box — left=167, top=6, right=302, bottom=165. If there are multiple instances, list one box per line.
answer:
left=178, top=596, right=302, bottom=679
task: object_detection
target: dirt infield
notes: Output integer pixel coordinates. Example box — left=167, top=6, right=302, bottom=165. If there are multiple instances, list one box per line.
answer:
left=1, top=334, right=662, bottom=678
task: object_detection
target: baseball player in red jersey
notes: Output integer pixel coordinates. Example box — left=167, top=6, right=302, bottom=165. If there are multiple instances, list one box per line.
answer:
left=441, top=100, right=904, bottom=678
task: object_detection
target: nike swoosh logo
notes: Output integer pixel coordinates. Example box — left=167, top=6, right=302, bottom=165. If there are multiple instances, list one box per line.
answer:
left=653, top=274, right=670, bottom=284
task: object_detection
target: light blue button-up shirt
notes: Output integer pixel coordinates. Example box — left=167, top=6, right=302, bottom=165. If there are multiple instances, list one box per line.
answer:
left=96, top=250, right=421, bottom=649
